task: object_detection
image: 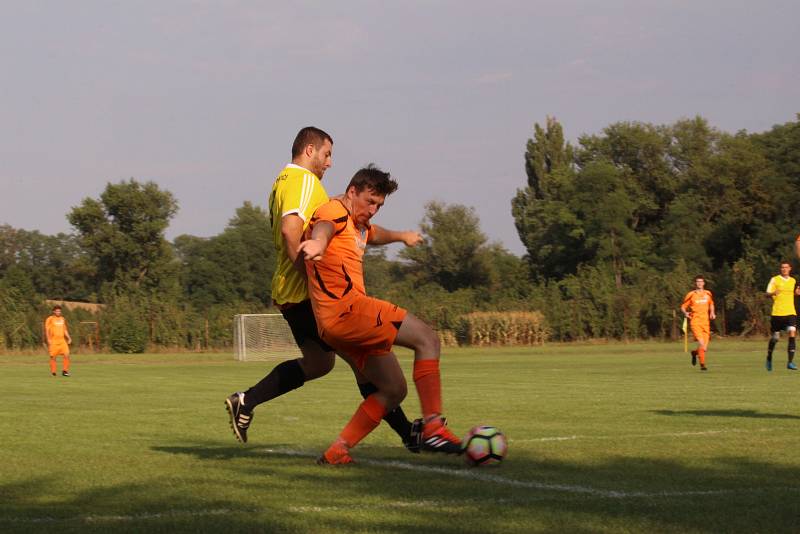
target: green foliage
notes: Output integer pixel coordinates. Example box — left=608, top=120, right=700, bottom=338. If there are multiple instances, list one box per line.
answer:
left=106, top=297, right=149, bottom=354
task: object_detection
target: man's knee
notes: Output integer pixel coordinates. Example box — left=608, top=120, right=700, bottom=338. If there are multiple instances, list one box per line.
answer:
left=383, top=381, right=408, bottom=408
left=298, top=342, right=335, bottom=380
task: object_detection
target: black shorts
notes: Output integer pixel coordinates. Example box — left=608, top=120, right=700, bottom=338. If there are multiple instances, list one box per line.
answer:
left=280, top=300, right=333, bottom=352
left=770, top=315, right=797, bottom=333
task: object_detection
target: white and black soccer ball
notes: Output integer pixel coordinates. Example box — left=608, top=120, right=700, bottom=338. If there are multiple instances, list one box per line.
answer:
left=463, top=425, right=507, bottom=467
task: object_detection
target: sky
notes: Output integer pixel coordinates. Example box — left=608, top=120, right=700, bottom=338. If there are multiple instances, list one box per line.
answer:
left=1, top=1, right=798, bottom=256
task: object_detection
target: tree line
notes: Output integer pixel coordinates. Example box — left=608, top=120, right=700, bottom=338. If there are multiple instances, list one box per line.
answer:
left=1, top=114, right=798, bottom=351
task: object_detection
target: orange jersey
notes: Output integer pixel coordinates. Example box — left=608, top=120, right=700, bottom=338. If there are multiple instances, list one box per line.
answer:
left=682, top=290, right=713, bottom=325
left=305, top=199, right=374, bottom=327
left=45, top=315, right=68, bottom=342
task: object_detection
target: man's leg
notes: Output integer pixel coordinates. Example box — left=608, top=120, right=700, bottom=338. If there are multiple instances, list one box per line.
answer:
left=767, top=330, right=778, bottom=371
left=788, top=328, right=797, bottom=370
left=319, top=352, right=406, bottom=464
left=62, top=348, right=71, bottom=376
left=344, top=358, right=420, bottom=452
left=394, top=313, right=462, bottom=454
left=49, top=355, right=57, bottom=376
left=226, top=339, right=334, bottom=443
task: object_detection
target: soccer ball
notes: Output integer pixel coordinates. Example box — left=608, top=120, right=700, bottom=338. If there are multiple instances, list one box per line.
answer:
left=463, top=425, right=507, bottom=467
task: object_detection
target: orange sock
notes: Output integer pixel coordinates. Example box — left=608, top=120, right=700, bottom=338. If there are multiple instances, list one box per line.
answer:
left=49, top=357, right=57, bottom=374
left=63, top=355, right=70, bottom=372
left=413, top=359, right=442, bottom=418
left=698, top=348, right=706, bottom=365
left=339, top=394, right=387, bottom=448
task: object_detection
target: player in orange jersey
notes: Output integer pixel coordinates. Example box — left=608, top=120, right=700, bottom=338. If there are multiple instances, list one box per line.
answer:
left=45, top=305, right=72, bottom=377
left=298, top=165, right=461, bottom=465
left=681, top=275, right=715, bottom=371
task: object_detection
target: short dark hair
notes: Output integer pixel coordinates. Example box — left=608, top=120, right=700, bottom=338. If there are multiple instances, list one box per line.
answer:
left=694, top=274, right=704, bottom=281
left=781, top=260, right=792, bottom=267
left=52, top=305, right=62, bottom=311
left=291, top=126, right=333, bottom=159
left=347, top=164, right=398, bottom=197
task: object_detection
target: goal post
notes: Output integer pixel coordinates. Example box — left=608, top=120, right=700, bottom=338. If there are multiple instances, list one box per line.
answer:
left=233, top=313, right=302, bottom=362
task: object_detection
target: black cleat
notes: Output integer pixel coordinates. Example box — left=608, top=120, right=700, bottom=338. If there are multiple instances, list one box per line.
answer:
left=51, top=372, right=56, bottom=377
left=421, top=416, right=463, bottom=455
left=62, top=371, right=70, bottom=377
left=691, top=350, right=698, bottom=366
left=700, top=365, right=708, bottom=371
left=404, top=418, right=423, bottom=454
left=225, top=392, right=253, bottom=443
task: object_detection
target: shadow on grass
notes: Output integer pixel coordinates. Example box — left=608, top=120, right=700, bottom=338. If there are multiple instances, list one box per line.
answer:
left=3, top=442, right=799, bottom=533
left=652, top=409, right=800, bottom=420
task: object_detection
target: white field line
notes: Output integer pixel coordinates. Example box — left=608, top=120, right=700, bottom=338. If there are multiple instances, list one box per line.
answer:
left=510, top=428, right=765, bottom=443
left=260, top=448, right=754, bottom=500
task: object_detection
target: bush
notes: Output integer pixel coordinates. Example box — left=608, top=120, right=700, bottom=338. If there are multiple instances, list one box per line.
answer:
left=107, top=310, right=148, bottom=353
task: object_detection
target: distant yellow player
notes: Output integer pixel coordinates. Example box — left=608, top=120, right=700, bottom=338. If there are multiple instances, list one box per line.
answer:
left=45, top=305, right=71, bottom=377
left=681, top=275, right=715, bottom=371
left=765, top=261, right=799, bottom=372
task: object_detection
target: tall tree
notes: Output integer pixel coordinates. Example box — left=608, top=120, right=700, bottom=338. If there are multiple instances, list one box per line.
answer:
left=67, top=179, right=178, bottom=293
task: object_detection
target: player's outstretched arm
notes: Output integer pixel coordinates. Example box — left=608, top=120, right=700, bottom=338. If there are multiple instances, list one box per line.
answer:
left=369, top=226, right=422, bottom=247
left=298, top=221, right=335, bottom=261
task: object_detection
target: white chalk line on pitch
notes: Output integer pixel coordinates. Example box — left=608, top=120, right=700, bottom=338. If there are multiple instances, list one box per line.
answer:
left=510, top=428, right=765, bottom=443
left=260, top=448, right=750, bottom=500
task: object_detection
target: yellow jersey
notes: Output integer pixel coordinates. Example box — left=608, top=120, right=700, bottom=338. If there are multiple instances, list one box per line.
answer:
left=268, top=164, right=329, bottom=305
left=766, top=275, right=796, bottom=316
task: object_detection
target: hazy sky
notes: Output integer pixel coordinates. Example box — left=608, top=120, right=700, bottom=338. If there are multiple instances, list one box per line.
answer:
left=2, top=1, right=797, bottom=256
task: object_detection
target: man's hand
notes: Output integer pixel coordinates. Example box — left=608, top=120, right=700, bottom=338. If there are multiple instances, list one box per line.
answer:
left=297, top=239, right=326, bottom=262
left=402, top=231, right=423, bottom=247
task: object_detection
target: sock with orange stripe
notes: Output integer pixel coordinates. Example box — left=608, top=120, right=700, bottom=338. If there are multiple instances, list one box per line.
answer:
left=49, top=357, right=57, bottom=375
left=339, top=394, right=387, bottom=449
left=412, top=359, right=442, bottom=419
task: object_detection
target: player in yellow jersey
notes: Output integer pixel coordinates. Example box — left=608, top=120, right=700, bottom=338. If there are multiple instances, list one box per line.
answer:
left=45, top=305, right=71, bottom=377
left=681, top=275, right=715, bottom=371
left=765, top=261, right=800, bottom=371
left=225, top=127, right=423, bottom=451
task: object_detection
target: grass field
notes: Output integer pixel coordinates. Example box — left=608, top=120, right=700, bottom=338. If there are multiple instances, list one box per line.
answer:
left=1, top=340, right=799, bottom=533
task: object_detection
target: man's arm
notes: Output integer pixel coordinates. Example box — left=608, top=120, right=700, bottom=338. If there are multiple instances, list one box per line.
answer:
left=297, top=221, right=335, bottom=261
left=281, top=214, right=307, bottom=274
left=368, top=225, right=422, bottom=247
left=64, top=322, right=72, bottom=345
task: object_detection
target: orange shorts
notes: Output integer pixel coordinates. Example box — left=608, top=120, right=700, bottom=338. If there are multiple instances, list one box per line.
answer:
left=319, top=295, right=407, bottom=369
left=49, top=341, right=70, bottom=357
left=691, top=323, right=710, bottom=345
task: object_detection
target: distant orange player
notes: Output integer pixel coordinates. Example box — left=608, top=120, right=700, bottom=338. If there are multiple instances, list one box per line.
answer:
left=45, top=305, right=72, bottom=377
left=681, top=275, right=715, bottom=371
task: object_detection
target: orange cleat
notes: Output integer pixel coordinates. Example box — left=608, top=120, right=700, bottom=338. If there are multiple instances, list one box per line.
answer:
left=317, top=440, right=354, bottom=465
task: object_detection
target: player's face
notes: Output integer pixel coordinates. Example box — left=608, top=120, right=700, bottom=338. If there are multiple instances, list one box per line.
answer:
left=53, top=308, right=62, bottom=316
left=695, top=278, right=704, bottom=290
left=309, top=140, right=333, bottom=179
left=349, top=187, right=385, bottom=227
left=781, top=263, right=792, bottom=276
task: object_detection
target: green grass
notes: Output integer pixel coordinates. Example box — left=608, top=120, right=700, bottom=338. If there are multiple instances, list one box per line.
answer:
left=1, top=340, right=799, bottom=533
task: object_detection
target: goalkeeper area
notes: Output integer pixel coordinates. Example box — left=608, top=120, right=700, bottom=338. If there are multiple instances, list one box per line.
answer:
left=1, top=340, right=798, bottom=532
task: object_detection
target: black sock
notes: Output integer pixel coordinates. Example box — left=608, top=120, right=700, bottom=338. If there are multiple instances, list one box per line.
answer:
left=243, top=359, right=305, bottom=408
left=357, top=382, right=412, bottom=443
left=789, top=338, right=796, bottom=362
left=768, top=338, right=777, bottom=360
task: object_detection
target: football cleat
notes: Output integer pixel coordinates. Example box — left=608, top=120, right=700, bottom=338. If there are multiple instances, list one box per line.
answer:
left=766, top=359, right=773, bottom=372
left=700, top=365, right=708, bottom=371
left=51, top=372, right=56, bottom=377
left=691, top=350, right=698, bottom=366
left=225, top=392, right=253, bottom=443
left=404, top=418, right=423, bottom=454
left=317, top=441, right=353, bottom=465
left=421, top=416, right=463, bottom=455
left=788, top=362, right=798, bottom=371
left=62, top=371, right=70, bottom=377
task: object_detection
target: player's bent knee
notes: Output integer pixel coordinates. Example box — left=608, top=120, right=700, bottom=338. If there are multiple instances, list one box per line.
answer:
left=382, top=382, right=408, bottom=408
left=771, top=332, right=781, bottom=342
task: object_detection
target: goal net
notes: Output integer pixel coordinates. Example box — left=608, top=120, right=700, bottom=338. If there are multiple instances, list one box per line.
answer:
left=233, top=313, right=302, bottom=362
